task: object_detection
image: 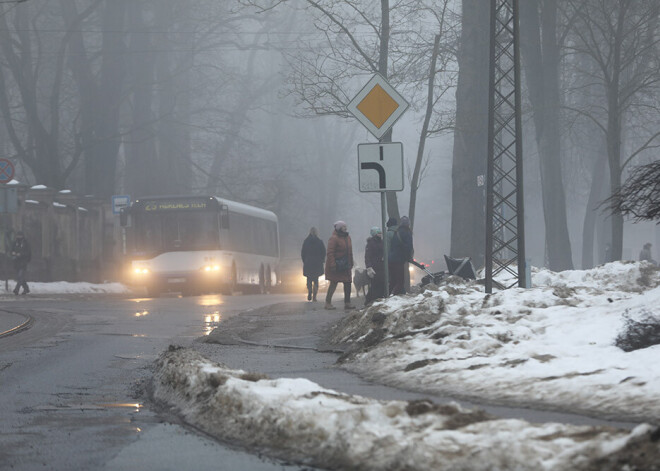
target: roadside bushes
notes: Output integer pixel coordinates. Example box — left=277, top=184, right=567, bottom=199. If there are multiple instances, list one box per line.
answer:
left=615, top=309, right=660, bottom=352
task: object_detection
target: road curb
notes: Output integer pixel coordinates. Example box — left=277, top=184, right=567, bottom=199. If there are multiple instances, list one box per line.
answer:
left=0, top=311, right=33, bottom=338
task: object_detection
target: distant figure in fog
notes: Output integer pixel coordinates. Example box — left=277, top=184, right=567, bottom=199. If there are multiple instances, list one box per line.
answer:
left=11, top=231, right=31, bottom=295
left=364, top=226, right=385, bottom=306
left=389, top=216, right=413, bottom=295
left=324, top=221, right=355, bottom=310
left=639, top=242, right=657, bottom=266
left=301, top=227, right=325, bottom=301
left=603, top=243, right=612, bottom=264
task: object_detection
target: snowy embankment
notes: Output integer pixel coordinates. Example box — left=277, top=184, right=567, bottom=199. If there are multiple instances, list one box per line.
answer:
left=332, top=261, right=660, bottom=422
left=0, top=281, right=130, bottom=295
left=152, top=346, right=657, bottom=471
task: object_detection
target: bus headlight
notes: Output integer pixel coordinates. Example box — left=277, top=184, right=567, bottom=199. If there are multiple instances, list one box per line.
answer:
left=134, top=268, right=149, bottom=275
left=203, top=265, right=220, bottom=273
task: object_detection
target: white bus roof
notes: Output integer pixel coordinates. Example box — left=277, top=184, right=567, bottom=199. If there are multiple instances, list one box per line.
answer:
left=213, top=197, right=278, bottom=222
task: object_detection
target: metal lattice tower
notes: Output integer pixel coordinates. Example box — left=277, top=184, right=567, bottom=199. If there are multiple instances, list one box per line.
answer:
left=485, top=0, right=526, bottom=293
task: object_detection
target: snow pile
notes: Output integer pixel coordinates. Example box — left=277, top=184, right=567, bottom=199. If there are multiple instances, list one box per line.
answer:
left=153, top=346, right=658, bottom=471
left=331, top=261, right=660, bottom=422
left=0, top=281, right=130, bottom=295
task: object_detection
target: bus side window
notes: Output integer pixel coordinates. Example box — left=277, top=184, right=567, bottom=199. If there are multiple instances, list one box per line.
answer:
left=220, top=205, right=230, bottom=229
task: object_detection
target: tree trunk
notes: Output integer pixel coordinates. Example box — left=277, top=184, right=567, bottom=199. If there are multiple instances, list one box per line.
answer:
left=519, top=0, right=573, bottom=271
left=93, top=0, right=128, bottom=198
left=581, top=149, right=606, bottom=268
left=125, top=3, right=158, bottom=197
left=409, top=34, right=440, bottom=230
left=607, top=104, right=624, bottom=260
left=62, top=0, right=127, bottom=197
left=378, top=0, right=400, bottom=221
left=155, top=0, right=192, bottom=195
left=450, top=0, right=489, bottom=267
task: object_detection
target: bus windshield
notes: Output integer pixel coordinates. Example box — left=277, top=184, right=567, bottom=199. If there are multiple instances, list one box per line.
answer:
left=133, top=211, right=220, bottom=254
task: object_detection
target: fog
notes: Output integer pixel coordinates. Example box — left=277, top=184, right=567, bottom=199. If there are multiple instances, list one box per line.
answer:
left=0, top=0, right=658, bottom=273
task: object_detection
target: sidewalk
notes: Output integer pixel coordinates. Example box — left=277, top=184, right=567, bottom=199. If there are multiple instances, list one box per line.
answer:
left=0, top=310, right=31, bottom=337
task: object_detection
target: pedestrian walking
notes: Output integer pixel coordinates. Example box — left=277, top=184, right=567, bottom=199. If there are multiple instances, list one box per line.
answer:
left=388, top=216, right=413, bottom=295
left=301, top=227, right=326, bottom=301
left=11, top=231, right=31, bottom=295
left=364, top=226, right=385, bottom=306
left=324, top=221, right=355, bottom=310
left=639, top=242, right=658, bottom=266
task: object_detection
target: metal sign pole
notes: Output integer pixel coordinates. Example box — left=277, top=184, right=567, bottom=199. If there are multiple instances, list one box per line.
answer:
left=381, top=191, right=389, bottom=297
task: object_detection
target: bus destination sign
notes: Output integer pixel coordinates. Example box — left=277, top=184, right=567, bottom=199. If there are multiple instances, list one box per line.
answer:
left=143, top=200, right=209, bottom=212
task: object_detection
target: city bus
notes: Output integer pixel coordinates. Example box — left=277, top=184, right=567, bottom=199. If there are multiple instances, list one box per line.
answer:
left=120, top=195, right=279, bottom=296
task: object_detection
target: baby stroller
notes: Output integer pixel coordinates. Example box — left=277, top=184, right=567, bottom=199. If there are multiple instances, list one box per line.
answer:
left=410, top=256, right=477, bottom=287
left=409, top=260, right=446, bottom=287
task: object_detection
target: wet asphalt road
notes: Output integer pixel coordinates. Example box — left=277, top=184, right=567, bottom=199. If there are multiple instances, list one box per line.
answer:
left=0, top=292, right=308, bottom=471
left=0, top=291, right=641, bottom=471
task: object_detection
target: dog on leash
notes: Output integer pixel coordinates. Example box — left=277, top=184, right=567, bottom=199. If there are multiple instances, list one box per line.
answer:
left=353, top=268, right=370, bottom=297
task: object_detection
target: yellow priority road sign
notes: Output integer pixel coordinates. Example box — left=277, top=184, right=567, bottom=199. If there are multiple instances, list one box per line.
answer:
left=347, top=73, right=409, bottom=139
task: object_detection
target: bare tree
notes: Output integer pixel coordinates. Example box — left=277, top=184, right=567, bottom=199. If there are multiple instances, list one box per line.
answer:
left=405, top=2, right=457, bottom=230
left=60, top=0, right=128, bottom=198
left=607, top=160, right=660, bottom=223
left=450, top=0, right=489, bottom=267
left=246, top=0, right=456, bottom=222
left=564, top=0, right=660, bottom=260
left=0, top=2, right=87, bottom=188
left=519, top=0, right=574, bottom=270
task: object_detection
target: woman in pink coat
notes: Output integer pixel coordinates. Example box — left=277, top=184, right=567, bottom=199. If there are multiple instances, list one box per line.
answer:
left=324, top=221, right=355, bottom=310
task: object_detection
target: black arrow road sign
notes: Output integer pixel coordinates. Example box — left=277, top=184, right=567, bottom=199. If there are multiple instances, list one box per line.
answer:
left=357, top=142, right=404, bottom=193
left=360, top=161, right=386, bottom=189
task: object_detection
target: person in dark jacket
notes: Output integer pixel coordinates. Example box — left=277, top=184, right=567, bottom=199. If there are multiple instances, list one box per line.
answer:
left=639, top=242, right=657, bottom=266
left=388, top=216, right=413, bottom=295
left=301, top=227, right=326, bottom=301
left=324, top=221, right=355, bottom=310
left=364, top=226, right=385, bottom=306
left=11, top=231, right=31, bottom=295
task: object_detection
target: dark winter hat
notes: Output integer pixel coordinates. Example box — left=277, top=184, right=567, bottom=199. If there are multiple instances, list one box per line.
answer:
left=400, top=216, right=410, bottom=227
left=386, top=217, right=397, bottom=227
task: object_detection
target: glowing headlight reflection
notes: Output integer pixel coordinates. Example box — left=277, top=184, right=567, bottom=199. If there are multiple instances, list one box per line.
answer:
left=203, top=312, right=222, bottom=336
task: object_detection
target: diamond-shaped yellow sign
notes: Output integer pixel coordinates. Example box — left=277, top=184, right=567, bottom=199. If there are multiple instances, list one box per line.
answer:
left=347, top=74, right=409, bottom=139
left=356, top=84, right=400, bottom=129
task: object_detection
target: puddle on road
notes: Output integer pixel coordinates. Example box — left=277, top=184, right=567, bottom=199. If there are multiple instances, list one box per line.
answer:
left=196, top=295, right=224, bottom=307
left=33, top=402, right=143, bottom=412
left=203, top=312, right=222, bottom=336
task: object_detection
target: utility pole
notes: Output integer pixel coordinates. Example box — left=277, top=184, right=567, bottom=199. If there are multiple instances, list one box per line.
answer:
left=485, top=0, right=526, bottom=293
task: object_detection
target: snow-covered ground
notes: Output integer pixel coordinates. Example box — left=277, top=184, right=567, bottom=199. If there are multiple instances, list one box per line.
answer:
left=152, top=261, right=660, bottom=469
left=153, top=347, right=656, bottom=471
left=331, top=261, right=660, bottom=422
left=0, top=281, right=130, bottom=295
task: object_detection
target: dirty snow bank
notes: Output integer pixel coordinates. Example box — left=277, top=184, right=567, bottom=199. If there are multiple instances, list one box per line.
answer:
left=0, top=281, right=130, bottom=295
left=153, top=346, right=658, bottom=471
left=331, top=261, right=660, bottom=422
